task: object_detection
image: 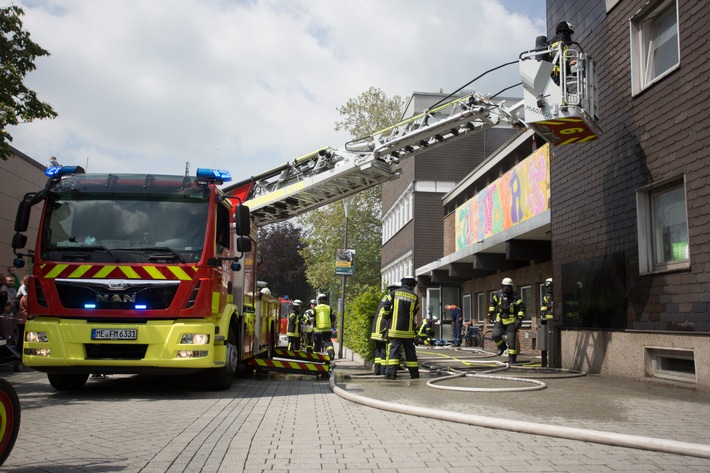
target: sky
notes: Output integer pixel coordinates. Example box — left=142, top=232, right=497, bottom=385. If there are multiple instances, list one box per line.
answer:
left=7, top=0, right=546, bottom=179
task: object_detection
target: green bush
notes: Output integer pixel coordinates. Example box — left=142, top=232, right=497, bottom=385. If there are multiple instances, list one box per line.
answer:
left=342, top=285, right=385, bottom=361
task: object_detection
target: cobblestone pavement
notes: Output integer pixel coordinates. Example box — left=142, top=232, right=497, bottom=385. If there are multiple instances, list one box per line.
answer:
left=0, top=346, right=709, bottom=472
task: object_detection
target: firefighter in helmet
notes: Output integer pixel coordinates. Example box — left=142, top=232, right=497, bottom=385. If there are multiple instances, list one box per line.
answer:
left=541, top=278, right=554, bottom=321
left=286, top=299, right=302, bottom=351
left=382, top=276, right=420, bottom=379
left=488, top=277, right=525, bottom=364
left=370, top=285, right=397, bottom=375
left=549, top=21, right=575, bottom=85
left=301, top=299, right=316, bottom=353
left=417, top=314, right=437, bottom=347
left=313, top=293, right=335, bottom=358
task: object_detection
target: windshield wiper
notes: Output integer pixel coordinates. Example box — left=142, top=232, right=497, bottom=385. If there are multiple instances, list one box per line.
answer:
left=65, top=246, right=120, bottom=262
left=131, top=247, right=186, bottom=264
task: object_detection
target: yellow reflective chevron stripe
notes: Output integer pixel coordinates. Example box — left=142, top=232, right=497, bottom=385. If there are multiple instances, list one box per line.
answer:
left=69, top=265, right=92, bottom=278
left=93, top=265, right=117, bottom=278
left=45, top=263, right=68, bottom=278
left=167, top=266, right=193, bottom=280
left=144, top=266, right=166, bottom=279
left=119, top=266, right=141, bottom=279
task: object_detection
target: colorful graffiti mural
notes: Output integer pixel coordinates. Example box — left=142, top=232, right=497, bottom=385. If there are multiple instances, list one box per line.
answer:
left=455, top=144, right=550, bottom=251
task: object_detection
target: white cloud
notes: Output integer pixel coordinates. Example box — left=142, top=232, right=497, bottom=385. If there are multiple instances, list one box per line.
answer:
left=9, top=0, right=545, bottom=178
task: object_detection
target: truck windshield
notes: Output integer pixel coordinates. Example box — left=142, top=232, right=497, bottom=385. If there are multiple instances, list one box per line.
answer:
left=43, top=197, right=208, bottom=263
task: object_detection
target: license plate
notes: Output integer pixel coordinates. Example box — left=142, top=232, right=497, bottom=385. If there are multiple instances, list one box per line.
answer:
left=91, top=328, right=137, bottom=340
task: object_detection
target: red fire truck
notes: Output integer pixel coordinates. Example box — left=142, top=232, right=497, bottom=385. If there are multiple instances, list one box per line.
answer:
left=11, top=166, right=280, bottom=390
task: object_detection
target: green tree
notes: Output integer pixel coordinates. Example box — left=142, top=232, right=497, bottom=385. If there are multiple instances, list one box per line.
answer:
left=299, top=87, right=405, bottom=300
left=257, top=221, right=313, bottom=300
left=0, top=5, right=57, bottom=160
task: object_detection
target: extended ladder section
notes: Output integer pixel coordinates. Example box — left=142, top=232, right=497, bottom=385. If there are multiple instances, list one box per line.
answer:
left=519, top=42, right=600, bottom=145
left=225, top=94, right=524, bottom=226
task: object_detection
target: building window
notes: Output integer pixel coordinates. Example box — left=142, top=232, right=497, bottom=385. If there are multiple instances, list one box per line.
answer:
left=476, top=293, right=485, bottom=323
left=519, top=285, right=532, bottom=327
left=630, top=0, right=679, bottom=95
left=463, top=294, right=472, bottom=323
left=381, top=188, right=413, bottom=244
left=637, top=177, right=689, bottom=274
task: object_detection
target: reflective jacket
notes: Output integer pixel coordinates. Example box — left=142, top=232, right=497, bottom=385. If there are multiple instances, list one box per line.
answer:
left=540, top=292, right=554, bottom=320
left=383, top=285, right=419, bottom=339
left=287, top=310, right=300, bottom=337
left=489, top=290, right=525, bottom=325
left=315, top=303, right=334, bottom=333
left=370, top=295, right=390, bottom=341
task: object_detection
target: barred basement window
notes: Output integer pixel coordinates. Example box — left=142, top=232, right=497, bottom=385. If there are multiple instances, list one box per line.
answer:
left=646, top=348, right=696, bottom=384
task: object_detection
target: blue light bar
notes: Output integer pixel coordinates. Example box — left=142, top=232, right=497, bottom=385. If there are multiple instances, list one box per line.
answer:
left=84, top=303, right=96, bottom=309
left=44, top=165, right=86, bottom=178
left=135, top=304, right=147, bottom=310
left=196, top=168, right=232, bottom=182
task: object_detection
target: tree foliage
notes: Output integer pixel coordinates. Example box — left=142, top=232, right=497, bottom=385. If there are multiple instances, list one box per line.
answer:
left=257, top=221, right=313, bottom=301
left=342, top=286, right=385, bottom=362
left=0, top=6, right=57, bottom=160
left=299, top=87, right=405, bottom=308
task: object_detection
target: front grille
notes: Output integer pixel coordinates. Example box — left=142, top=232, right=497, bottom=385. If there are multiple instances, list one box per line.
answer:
left=56, top=281, right=179, bottom=310
left=85, top=344, right=148, bottom=360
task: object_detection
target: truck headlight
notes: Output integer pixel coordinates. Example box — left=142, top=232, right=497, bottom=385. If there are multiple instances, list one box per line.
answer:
left=181, top=333, right=210, bottom=345
left=26, top=331, right=48, bottom=343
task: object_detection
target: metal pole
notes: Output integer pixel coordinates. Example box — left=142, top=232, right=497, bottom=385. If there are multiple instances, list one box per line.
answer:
left=338, top=198, right=350, bottom=359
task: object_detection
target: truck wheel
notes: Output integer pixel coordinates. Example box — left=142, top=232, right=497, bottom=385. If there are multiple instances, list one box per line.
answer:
left=206, top=323, right=238, bottom=390
left=0, top=378, right=21, bottom=466
left=47, top=373, right=89, bottom=391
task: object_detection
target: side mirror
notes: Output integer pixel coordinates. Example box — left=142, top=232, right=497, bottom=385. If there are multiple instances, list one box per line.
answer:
left=236, top=236, right=252, bottom=253
left=15, top=193, right=34, bottom=232
left=235, top=205, right=250, bottom=236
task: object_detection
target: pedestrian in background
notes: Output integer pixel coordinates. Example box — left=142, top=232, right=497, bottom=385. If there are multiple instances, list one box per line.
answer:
left=448, top=304, right=463, bottom=347
left=382, top=276, right=420, bottom=380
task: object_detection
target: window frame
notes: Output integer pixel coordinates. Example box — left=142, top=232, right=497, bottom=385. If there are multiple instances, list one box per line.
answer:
left=476, top=292, right=486, bottom=323
left=636, top=175, right=690, bottom=274
left=519, top=285, right=532, bottom=327
left=629, top=0, right=680, bottom=96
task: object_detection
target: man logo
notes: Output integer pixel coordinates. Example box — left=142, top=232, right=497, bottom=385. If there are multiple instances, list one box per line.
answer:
left=97, top=294, right=136, bottom=303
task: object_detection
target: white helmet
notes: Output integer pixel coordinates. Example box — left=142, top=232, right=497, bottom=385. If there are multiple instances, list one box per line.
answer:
left=260, top=288, right=271, bottom=296
left=432, top=315, right=439, bottom=321
left=502, top=277, right=513, bottom=286
left=545, top=278, right=553, bottom=286
left=310, top=299, right=317, bottom=305
left=317, top=293, right=327, bottom=301
left=292, top=299, right=302, bottom=307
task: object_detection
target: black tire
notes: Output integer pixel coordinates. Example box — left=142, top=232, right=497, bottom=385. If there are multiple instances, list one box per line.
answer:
left=206, top=321, right=238, bottom=390
left=47, top=373, right=89, bottom=391
left=0, top=378, right=21, bottom=466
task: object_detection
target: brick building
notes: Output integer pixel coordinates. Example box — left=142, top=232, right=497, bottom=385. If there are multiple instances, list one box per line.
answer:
left=414, top=0, right=710, bottom=390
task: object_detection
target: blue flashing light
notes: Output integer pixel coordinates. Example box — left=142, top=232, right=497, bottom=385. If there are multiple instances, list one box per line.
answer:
left=196, top=168, right=232, bottom=182
left=44, top=165, right=86, bottom=178
left=84, top=303, right=96, bottom=309
left=135, top=304, right=147, bottom=310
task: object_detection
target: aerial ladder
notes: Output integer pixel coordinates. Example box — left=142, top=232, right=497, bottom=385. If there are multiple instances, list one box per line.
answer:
left=225, top=42, right=598, bottom=228
left=223, top=41, right=599, bottom=375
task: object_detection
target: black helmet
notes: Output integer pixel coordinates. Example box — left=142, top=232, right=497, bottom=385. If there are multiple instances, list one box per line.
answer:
left=401, top=276, right=417, bottom=287
left=555, top=21, right=574, bottom=34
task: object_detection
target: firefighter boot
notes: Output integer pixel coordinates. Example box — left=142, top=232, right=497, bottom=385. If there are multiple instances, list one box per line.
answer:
left=508, top=353, right=517, bottom=364
left=409, top=367, right=420, bottom=379
left=374, top=364, right=381, bottom=376
left=496, top=341, right=508, bottom=356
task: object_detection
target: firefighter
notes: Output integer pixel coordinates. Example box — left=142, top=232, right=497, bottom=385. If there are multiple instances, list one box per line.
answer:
left=540, top=278, right=554, bottom=321
left=417, top=315, right=437, bottom=347
left=488, top=277, right=525, bottom=364
left=301, top=299, right=316, bottom=353
left=539, top=278, right=554, bottom=367
left=286, top=299, right=302, bottom=352
left=549, top=21, right=575, bottom=85
left=370, top=286, right=396, bottom=375
left=314, top=293, right=335, bottom=358
left=382, top=276, right=420, bottom=380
